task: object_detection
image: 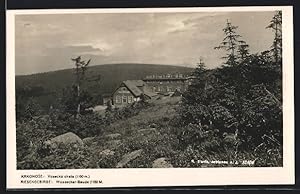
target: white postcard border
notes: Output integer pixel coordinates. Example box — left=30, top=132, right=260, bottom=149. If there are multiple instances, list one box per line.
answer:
left=6, top=6, right=295, bottom=189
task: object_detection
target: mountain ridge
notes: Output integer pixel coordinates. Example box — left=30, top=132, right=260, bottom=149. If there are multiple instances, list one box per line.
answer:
left=16, top=63, right=194, bottom=77
left=15, top=63, right=194, bottom=109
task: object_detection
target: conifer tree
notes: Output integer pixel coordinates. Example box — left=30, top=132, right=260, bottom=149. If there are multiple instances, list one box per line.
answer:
left=182, top=58, right=207, bottom=105
left=215, top=20, right=248, bottom=66
left=238, top=40, right=250, bottom=62
left=24, top=97, right=41, bottom=120
left=266, top=11, right=282, bottom=65
left=192, top=57, right=207, bottom=84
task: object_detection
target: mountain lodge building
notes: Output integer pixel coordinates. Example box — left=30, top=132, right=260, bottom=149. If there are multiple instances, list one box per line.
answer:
left=143, top=73, right=193, bottom=94
left=111, top=73, right=194, bottom=107
left=112, top=80, right=157, bottom=107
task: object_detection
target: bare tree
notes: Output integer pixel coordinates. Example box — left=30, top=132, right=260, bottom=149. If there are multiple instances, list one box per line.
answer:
left=71, top=56, right=91, bottom=118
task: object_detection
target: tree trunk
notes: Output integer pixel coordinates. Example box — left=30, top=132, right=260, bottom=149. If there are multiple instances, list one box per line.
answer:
left=76, top=84, right=80, bottom=118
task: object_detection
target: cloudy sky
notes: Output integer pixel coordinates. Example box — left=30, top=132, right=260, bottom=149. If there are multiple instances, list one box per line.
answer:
left=15, top=11, right=276, bottom=75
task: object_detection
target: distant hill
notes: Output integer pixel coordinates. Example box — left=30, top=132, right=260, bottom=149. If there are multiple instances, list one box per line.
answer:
left=16, top=63, right=193, bottom=109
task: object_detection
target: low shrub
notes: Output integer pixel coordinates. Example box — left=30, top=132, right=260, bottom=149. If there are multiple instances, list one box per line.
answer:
left=18, top=142, right=92, bottom=169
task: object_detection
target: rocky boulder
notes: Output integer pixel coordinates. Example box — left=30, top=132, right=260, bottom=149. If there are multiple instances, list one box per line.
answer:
left=152, top=158, right=173, bottom=168
left=116, top=149, right=143, bottom=168
left=45, top=132, right=83, bottom=149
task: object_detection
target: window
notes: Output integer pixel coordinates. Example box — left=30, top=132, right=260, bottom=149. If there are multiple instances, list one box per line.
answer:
left=122, top=96, right=127, bottom=103
left=128, top=96, right=133, bottom=103
left=116, top=96, right=121, bottom=103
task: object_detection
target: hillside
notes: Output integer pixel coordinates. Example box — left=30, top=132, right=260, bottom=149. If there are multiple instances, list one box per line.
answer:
left=16, top=96, right=185, bottom=169
left=17, top=95, right=269, bottom=169
left=16, top=63, right=193, bottom=109
left=86, top=96, right=182, bottom=168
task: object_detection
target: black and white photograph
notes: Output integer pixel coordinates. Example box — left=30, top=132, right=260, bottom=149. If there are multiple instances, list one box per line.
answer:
left=6, top=6, right=294, bottom=188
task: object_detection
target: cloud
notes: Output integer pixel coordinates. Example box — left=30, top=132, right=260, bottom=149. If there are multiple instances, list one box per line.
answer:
left=65, top=44, right=106, bottom=56
left=15, top=11, right=276, bottom=75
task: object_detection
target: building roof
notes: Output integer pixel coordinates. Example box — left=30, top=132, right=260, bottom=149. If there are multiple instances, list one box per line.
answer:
left=142, top=86, right=158, bottom=98
left=123, top=80, right=144, bottom=97
left=121, top=80, right=157, bottom=98
left=143, top=77, right=188, bottom=81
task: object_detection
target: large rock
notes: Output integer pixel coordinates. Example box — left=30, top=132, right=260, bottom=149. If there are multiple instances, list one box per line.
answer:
left=116, top=149, right=143, bottom=168
left=45, top=132, right=83, bottom=149
left=152, top=158, right=173, bottom=168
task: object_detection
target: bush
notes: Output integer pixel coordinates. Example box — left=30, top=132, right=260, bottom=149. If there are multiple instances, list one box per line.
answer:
left=104, top=101, right=152, bottom=125
left=18, top=143, right=93, bottom=169
left=16, top=110, right=106, bottom=168
left=96, top=127, right=178, bottom=168
left=175, top=52, right=283, bottom=167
